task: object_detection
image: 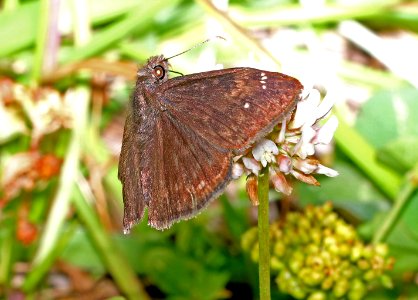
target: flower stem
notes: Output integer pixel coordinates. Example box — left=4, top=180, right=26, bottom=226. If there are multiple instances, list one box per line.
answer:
left=258, top=167, right=270, bottom=300
left=373, top=163, right=418, bottom=243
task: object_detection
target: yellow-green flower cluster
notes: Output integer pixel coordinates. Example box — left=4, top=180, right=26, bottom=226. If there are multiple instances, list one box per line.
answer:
left=242, top=203, right=394, bottom=300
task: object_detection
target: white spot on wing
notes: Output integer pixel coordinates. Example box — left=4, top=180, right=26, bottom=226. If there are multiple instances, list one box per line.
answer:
left=261, top=75, right=268, bottom=80
left=197, top=180, right=206, bottom=189
left=260, top=80, right=266, bottom=84
left=260, top=72, right=265, bottom=76
left=244, top=102, right=250, bottom=108
left=262, top=85, right=266, bottom=89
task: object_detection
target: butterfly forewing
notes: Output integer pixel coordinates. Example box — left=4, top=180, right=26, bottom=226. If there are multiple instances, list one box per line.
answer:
left=158, top=68, right=303, bottom=152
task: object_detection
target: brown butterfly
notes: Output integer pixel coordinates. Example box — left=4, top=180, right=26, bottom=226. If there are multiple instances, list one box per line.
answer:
left=118, top=54, right=303, bottom=233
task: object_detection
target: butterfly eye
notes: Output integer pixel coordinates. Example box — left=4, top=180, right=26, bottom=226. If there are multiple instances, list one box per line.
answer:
left=153, top=66, right=165, bottom=80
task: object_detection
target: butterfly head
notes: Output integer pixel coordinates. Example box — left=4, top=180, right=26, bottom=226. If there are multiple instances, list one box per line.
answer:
left=137, top=55, right=170, bottom=86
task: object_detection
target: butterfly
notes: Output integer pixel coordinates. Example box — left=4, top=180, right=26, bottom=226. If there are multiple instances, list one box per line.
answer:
left=118, top=54, right=303, bottom=233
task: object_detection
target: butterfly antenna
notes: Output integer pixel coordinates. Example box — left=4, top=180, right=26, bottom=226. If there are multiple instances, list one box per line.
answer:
left=168, top=70, right=184, bottom=76
left=165, top=36, right=226, bottom=61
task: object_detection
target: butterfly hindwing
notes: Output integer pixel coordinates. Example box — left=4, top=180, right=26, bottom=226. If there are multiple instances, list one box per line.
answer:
left=139, top=112, right=232, bottom=229
left=118, top=112, right=146, bottom=232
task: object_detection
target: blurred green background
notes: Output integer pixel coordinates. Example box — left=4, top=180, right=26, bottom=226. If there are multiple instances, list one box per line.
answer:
left=1, top=0, right=418, bottom=299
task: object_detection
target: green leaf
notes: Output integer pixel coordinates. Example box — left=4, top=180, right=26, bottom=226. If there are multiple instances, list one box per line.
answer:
left=116, top=233, right=229, bottom=300
left=386, top=191, right=418, bottom=264
left=88, top=0, right=146, bottom=25
left=219, top=193, right=249, bottom=243
left=0, top=0, right=160, bottom=58
left=0, top=2, right=39, bottom=57
left=355, top=86, right=418, bottom=268
left=114, top=221, right=235, bottom=299
left=145, top=247, right=229, bottom=300
left=356, top=87, right=418, bottom=148
left=377, top=136, right=418, bottom=173
left=62, top=0, right=182, bottom=64
left=60, top=229, right=105, bottom=275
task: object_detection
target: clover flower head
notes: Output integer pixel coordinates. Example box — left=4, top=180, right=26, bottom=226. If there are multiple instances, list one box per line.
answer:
left=233, top=88, right=339, bottom=199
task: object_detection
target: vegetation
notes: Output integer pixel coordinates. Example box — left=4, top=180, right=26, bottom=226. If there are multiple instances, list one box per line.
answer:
left=1, top=0, right=417, bottom=299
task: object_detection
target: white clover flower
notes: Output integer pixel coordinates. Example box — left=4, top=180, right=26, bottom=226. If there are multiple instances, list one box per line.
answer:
left=291, top=90, right=338, bottom=159
left=232, top=162, right=244, bottom=179
left=290, top=89, right=321, bottom=129
left=242, top=157, right=262, bottom=176
left=14, top=86, right=73, bottom=143
left=315, top=164, right=339, bottom=177
left=270, top=167, right=293, bottom=195
left=313, top=115, right=339, bottom=145
left=277, top=117, right=288, bottom=143
left=233, top=88, right=339, bottom=201
left=292, top=158, right=319, bottom=174
left=293, top=125, right=316, bottom=159
left=277, top=154, right=292, bottom=174
left=252, top=139, right=279, bottom=167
